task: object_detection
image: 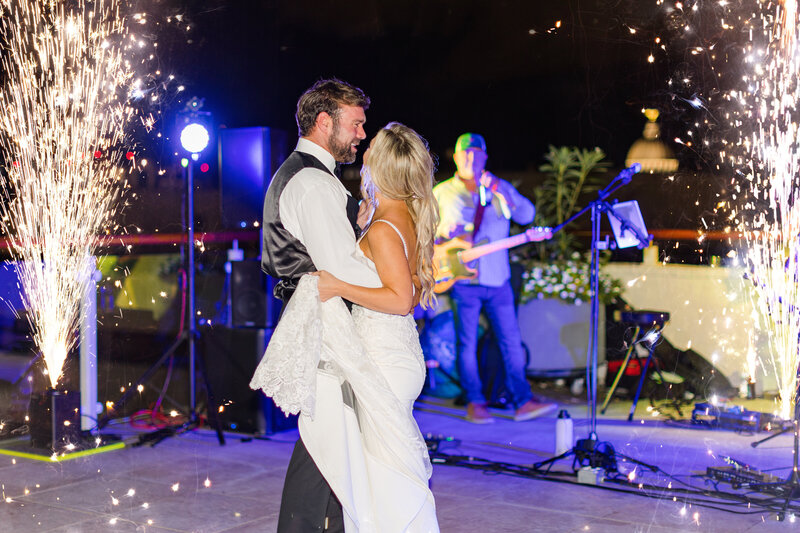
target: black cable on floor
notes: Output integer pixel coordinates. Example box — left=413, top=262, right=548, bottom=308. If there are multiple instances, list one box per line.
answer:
left=429, top=450, right=800, bottom=518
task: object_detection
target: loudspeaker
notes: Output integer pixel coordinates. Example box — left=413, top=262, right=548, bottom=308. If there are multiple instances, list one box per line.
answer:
left=218, top=127, right=288, bottom=230
left=230, top=259, right=281, bottom=328
left=201, top=326, right=297, bottom=434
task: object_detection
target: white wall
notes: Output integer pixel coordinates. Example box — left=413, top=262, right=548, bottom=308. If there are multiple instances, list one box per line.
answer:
left=603, top=262, right=775, bottom=393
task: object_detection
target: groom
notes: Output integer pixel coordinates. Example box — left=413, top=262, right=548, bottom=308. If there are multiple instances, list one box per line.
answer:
left=261, top=78, right=375, bottom=532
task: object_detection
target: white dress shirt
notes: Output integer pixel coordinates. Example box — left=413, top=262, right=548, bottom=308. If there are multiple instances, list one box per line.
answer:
left=279, top=138, right=380, bottom=288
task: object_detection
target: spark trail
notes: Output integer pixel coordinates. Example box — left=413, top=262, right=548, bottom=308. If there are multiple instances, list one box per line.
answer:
left=742, top=0, right=800, bottom=420
left=0, top=0, right=132, bottom=388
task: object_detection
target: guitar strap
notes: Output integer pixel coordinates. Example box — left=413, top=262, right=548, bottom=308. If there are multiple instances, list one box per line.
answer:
left=472, top=200, right=486, bottom=242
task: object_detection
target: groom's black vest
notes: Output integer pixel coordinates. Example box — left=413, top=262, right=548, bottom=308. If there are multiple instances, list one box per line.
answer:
left=261, top=150, right=360, bottom=301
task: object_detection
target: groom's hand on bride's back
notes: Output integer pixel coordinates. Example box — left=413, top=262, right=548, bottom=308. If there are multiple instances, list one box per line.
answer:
left=311, top=270, right=340, bottom=302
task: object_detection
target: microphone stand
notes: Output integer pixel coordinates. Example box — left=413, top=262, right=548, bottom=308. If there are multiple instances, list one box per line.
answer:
left=535, top=164, right=649, bottom=472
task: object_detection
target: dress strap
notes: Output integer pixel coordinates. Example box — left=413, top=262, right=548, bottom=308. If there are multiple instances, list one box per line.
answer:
left=371, top=219, right=408, bottom=259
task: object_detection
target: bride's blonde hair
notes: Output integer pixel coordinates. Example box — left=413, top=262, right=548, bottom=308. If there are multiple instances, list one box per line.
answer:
left=361, top=122, right=439, bottom=308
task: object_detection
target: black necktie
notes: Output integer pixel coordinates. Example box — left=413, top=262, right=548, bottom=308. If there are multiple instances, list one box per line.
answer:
left=334, top=163, right=342, bottom=179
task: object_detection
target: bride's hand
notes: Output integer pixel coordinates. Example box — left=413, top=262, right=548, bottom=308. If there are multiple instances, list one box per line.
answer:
left=312, top=270, right=341, bottom=302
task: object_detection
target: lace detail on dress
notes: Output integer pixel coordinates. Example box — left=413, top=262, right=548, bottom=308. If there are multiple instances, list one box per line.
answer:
left=352, top=305, right=426, bottom=377
left=250, top=275, right=432, bottom=480
left=249, top=278, right=322, bottom=416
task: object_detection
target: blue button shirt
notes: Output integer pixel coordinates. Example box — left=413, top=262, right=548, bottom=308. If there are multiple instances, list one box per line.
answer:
left=433, top=174, right=535, bottom=287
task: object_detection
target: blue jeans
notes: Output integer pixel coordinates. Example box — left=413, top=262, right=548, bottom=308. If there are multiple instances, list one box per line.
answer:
left=450, top=282, right=533, bottom=407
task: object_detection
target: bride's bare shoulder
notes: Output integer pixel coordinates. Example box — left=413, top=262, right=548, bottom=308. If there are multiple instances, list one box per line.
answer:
left=375, top=212, right=415, bottom=242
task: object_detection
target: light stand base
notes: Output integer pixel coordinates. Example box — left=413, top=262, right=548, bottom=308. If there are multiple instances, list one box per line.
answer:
left=744, top=418, right=800, bottom=520
left=133, top=415, right=208, bottom=448
left=533, top=437, right=618, bottom=474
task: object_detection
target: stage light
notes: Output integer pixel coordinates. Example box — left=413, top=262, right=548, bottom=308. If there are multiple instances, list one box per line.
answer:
left=180, top=158, right=189, bottom=168
left=180, top=123, right=210, bottom=154
left=200, top=163, right=209, bottom=173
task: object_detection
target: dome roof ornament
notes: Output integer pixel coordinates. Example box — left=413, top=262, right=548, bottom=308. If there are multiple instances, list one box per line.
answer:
left=625, top=109, right=679, bottom=173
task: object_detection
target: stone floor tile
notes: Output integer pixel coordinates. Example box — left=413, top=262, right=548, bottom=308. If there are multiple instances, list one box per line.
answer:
left=43, top=515, right=176, bottom=533
left=2, top=499, right=97, bottom=532
left=117, top=489, right=277, bottom=533
left=215, top=515, right=280, bottom=533
left=19, top=477, right=178, bottom=514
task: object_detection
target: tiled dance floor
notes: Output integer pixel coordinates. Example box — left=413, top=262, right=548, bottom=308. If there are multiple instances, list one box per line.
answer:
left=2, top=397, right=798, bottom=532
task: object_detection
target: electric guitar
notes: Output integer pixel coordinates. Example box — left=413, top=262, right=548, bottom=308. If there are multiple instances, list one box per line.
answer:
left=433, top=226, right=553, bottom=293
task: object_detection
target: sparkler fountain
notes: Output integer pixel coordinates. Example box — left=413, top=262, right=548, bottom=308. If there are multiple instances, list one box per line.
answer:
left=0, top=0, right=132, bottom=448
left=740, top=0, right=800, bottom=515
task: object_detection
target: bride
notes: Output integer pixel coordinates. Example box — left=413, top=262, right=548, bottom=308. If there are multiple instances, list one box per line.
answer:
left=252, top=122, right=440, bottom=532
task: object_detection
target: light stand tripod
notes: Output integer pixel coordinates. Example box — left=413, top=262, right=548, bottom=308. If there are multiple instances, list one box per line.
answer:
left=751, top=367, right=800, bottom=449
left=534, top=163, right=649, bottom=472
left=742, top=363, right=800, bottom=520
left=131, top=155, right=224, bottom=447
left=748, top=401, right=800, bottom=520
left=750, top=421, right=795, bottom=449
left=97, top=116, right=224, bottom=446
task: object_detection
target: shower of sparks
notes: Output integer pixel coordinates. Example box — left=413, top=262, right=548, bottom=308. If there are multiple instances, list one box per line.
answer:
left=648, top=0, right=800, bottom=418
left=740, top=0, right=800, bottom=420
left=0, top=0, right=133, bottom=388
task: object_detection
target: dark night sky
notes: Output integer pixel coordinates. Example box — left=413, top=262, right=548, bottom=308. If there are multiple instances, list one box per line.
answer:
left=124, top=0, right=729, bottom=243
left=153, top=0, right=669, bottom=174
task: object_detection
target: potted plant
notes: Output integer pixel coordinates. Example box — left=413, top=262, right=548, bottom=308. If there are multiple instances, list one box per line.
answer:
left=514, top=146, right=623, bottom=378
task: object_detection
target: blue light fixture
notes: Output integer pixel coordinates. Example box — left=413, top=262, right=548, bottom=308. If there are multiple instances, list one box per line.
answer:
left=180, top=122, right=210, bottom=154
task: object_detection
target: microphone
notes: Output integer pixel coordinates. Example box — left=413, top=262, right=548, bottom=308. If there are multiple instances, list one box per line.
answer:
left=598, top=163, right=643, bottom=200
left=615, top=163, right=642, bottom=184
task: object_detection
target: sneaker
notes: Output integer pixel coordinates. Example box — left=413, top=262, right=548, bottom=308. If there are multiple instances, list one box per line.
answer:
left=466, top=402, right=494, bottom=424
left=514, top=400, right=557, bottom=422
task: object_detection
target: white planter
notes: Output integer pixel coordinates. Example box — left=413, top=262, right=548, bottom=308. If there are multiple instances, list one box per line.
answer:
left=518, top=298, right=606, bottom=378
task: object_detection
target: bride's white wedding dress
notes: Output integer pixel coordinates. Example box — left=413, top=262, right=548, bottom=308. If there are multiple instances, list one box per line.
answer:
left=250, top=220, right=439, bottom=533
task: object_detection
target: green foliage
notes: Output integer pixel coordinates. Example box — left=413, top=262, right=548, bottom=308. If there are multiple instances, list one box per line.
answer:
left=516, top=146, right=622, bottom=305
left=519, top=252, right=624, bottom=305
left=534, top=145, right=610, bottom=259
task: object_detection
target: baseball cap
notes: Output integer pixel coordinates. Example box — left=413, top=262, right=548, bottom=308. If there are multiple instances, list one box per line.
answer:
left=455, top=133, right=487, bottom=153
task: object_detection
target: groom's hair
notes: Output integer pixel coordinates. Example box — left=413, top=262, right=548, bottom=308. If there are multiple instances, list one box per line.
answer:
left=296, top=78, right=370, bottom=137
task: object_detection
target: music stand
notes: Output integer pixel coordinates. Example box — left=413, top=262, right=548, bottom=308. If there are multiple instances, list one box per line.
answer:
left=607, top=201, right=648, bottom=250
left=535, top=164, right=651, bottom=472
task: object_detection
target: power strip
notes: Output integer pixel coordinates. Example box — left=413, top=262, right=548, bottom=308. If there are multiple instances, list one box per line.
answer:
left=577, top=466, right=604, bottom=485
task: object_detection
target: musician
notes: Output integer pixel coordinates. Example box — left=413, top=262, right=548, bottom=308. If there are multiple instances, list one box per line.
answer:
left=433, top=133, right=556, bottom=423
